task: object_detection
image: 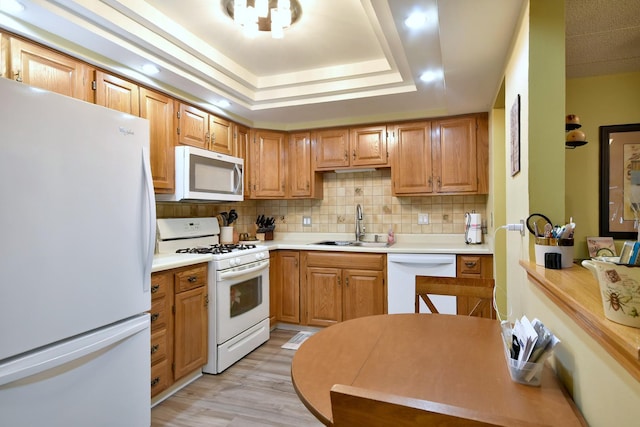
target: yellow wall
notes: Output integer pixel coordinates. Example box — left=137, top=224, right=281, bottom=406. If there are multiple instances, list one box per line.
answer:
left=495, top=2, right=640, bottom=425
left=566, top=71, right=640, bottom=259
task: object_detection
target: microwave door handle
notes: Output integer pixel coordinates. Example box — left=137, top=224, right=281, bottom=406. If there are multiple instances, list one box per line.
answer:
left=233, top=164, right=242, bottom=194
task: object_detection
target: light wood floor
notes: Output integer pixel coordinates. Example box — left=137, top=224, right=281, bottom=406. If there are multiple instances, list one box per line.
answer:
left=151, top=329, right=324, bottom=427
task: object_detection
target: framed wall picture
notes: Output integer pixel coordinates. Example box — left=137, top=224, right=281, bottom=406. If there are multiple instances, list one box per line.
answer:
left=599, top=123, right=640, bottom=239
left=510, top=94, right=520, bottom=176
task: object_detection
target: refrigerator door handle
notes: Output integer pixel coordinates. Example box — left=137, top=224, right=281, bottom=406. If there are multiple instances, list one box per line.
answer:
left=0, top=315, right=149, bottom=387
left=141, top=146, right=156, bottom=292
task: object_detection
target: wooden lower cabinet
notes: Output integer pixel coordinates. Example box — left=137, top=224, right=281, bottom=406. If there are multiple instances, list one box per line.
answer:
left=150, top=263, right=208, bottom=398
left=150, top=269, right=172, bottom=398
left=273, top=250, right=301, bottom=324
left=301, top=251, right=386, bottom=327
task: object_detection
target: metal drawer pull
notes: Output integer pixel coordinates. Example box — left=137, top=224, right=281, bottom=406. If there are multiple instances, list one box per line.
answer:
left=151, top=284, right=160, bottom=293
left=188, top=276, right=197, bottom=283
left=464, top=261, right=477, bottom=268
left=150, top=344, right=159, bottom=354
left=150, top=313, right=160, bottom=322
left=151, top=377, right=160, bottom=387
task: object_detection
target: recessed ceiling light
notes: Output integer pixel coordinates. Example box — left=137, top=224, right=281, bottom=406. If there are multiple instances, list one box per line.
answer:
left=419, top=70, right=442, bottom=83
left=141, top=64, right=160, bottom=75
left=0, top=0, right=25, bottom=13
left=405, top=11, right=427, bottom=29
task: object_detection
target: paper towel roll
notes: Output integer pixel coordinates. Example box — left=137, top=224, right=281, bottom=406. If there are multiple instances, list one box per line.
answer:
left=465, top=212, right=482, bottom=244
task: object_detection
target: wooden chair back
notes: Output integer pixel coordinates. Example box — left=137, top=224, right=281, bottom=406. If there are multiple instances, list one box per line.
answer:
left=415, top=276, right=495, bottom=319
left=330, top=384, right=502, bottom=427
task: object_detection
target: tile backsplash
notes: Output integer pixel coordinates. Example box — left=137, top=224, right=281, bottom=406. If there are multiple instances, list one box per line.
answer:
left=157, top=169, right=487, bottom=236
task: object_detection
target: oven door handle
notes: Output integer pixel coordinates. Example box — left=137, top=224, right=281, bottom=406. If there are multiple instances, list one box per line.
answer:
left=218, top=260, right=269, bottom=281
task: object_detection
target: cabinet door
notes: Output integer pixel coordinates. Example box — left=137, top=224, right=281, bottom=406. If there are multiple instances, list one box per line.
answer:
left=313, top=128, right=350, bottom=169
left=350, top=125, right=388, bottom=167
left=433, top=116, right=477, bottom=193
left=250, top=130, right=287, bottom=198
left=392, top=121, right=433, bottom=195
left=9, top=37, right=90, bottom=101
left=235, top=124, right=251, bottom=197
left=173, top=286, right=208, bottom=380
left=176, top=103, right=209, bottom=149
left=140, top=88, right=175, bottom=194
left=289, top=132, right=312, bottom=198
left=276, top=251, right=300, bottom=324
left=306, top=267, right=342, bottom=327
left=343, top=269, right=384, bottom=321
left=93, top=70, right=139, bottom=115
left=209, top=115, right=233, bottom=155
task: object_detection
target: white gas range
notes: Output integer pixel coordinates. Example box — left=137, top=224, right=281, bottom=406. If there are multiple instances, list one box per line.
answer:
left=156, top=217, right=270, bottom=374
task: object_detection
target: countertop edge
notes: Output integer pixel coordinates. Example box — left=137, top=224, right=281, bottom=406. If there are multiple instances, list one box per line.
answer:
left=520, top=260, right=640, bottom=382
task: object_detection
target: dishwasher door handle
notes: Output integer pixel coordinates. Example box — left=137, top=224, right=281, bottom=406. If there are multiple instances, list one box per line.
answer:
left=388, top=254, right=456, bottom=265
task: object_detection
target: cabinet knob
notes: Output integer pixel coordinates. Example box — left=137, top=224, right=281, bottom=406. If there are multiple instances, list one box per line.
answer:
left=150, top=344, right=159, bottom=354
left=150, top=313, right=160, bottom=322
left=14, top=70, right=22, bottom=82
left=352, top=150, right=356, bottom=160
left=344, top=151, right=348, bottom=161
left=345, top=277, right=349, bottom=287
left=188, top=276, right=197, bottom=283
left=151, top=377, right=161, bottom=387
left=465, top=261, right=477, bottom=268
left=151, top=284, right=160, bottom=293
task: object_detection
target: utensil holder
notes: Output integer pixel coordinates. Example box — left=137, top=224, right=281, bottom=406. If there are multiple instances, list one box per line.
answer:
left=220, top=226, right=234, bottom=244
left=535, top=240, right=574, bottom=269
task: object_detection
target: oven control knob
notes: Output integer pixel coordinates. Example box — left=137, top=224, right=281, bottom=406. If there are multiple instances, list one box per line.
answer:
left=229, top=258, right=236, bottom=267
left=235, top=257, right=241, bottom=265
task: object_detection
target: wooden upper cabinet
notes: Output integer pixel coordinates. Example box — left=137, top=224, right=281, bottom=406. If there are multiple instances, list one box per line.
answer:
left=175, top=102, right=234, bottom=155
left=93, top=71, right=140, bottom=115
left=176, top=103, right=209, bottom=149
left=140, top=88, right=175, bottom=194
left=314, top=125, right=389, bottom=171
left=349, top=125, right=389, bottom=167
left=8, top=37, right=91, bottom=101
left=392, top=114, right=488, bottom=196
left=392, top=121, right=433, bottom=195
left=433, top=116, right=477, bottom=193
left=209, top=115, right=233, bottom=156
left=249, top=129, right=287, bottom=198
left=234, top=123, right=251, bottom=197
left=313, top=128, right=350, bottom=169
left=289, top=132, right=323, bottom=199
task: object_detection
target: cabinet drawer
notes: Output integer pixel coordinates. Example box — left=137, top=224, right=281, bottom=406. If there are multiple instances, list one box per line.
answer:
left=150, top=295, right=169, bottom=331
left=150, top=271, right=171, bottom=300
left=150, top=328, right=168, bottom=365
left=174, top=264, right=208, bottom=293
left=304, top=251, right=385, bottom=270
left=457, top=255, right=493, bottom=278
left=150, top=358, right=170, bottom=397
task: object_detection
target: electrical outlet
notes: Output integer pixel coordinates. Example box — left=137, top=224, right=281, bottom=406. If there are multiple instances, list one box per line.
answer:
left=302, top=216, right=312, bottom=227
left=418, top=213, right=429, bottom=225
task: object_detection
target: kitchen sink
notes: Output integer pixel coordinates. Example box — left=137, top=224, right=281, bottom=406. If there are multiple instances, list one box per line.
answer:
left=311, top=240, right=391, bottom=248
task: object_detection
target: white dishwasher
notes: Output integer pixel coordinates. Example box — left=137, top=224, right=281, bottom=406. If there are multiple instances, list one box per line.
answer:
left=387, top=254, right=457, bottom=314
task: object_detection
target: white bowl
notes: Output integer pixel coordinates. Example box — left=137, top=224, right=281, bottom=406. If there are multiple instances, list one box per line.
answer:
left=582, top=260, right=640, bottom=328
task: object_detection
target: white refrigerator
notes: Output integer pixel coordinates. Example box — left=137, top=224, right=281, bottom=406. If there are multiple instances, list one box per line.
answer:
left=0, top=78, right=156, bottom=426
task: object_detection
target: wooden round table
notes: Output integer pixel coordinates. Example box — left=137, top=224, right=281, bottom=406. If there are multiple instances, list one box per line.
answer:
left=291, top=314, right=585, bottom=426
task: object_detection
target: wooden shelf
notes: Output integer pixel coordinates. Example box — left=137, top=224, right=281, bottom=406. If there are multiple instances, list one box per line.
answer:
left=520, top=260, right=640, bottom=381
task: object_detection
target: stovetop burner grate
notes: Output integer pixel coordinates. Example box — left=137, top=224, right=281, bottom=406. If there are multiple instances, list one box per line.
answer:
left=176, top=243, right=257, bottom=255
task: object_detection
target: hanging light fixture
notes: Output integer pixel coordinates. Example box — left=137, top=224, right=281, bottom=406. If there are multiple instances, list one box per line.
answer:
left=224, top=0, right=301, bottom=38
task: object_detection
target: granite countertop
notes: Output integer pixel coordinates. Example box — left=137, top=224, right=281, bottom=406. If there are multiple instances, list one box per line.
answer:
left=152, top=233, right=493, bottom=272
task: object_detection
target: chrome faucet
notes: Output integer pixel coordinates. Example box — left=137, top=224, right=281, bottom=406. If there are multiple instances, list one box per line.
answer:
left=355, top=204, right=365, bottom=241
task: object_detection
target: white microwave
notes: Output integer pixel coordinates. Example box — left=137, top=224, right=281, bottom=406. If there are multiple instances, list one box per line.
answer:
left=157, top=146, right=243, bottom=202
